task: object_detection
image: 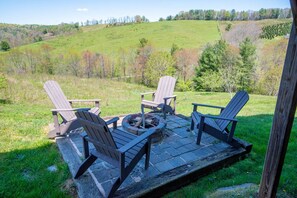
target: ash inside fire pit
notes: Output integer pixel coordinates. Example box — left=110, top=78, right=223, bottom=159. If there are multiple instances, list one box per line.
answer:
left=122, top=113, right=166, bottom=143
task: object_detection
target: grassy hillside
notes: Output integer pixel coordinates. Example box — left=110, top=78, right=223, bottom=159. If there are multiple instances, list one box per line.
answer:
left=1, top=74, right=297, bottom=197
left=18, top=20, right=220, bottom=56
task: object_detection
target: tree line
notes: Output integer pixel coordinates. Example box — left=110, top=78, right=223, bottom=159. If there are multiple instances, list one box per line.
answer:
left=0, top=38, right=197, bottom=89
left=161, top=8, right=292, bottom=21
left=0, top=34, right=285, bottom=96
left=80, top=15, right=149, bottom=27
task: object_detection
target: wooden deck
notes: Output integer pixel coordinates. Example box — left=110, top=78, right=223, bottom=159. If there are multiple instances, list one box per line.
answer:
left=56, top=113, right=252, bottom=198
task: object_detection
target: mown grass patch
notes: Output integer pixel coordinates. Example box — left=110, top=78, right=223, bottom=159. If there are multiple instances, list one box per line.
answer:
left=0, top=74, right=296, bottom=197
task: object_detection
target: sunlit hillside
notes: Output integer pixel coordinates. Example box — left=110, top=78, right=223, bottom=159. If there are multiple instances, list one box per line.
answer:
left=17, top=20, right=220, bottom=56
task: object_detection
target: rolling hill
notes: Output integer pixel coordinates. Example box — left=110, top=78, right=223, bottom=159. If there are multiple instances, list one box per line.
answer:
left=18, top=20, right=221, bottom=56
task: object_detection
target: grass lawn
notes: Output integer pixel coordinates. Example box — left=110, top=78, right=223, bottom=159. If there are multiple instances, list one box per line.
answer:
left=0, top=74, right=296, bottom=197
left=16, top=20, right=220, bottom=56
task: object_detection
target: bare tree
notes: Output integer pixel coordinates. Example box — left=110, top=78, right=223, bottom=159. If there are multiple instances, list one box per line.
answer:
left=7, top=49, right=26, bottom=73
left=174, top=49, right=198, bottom=81
left=223, top=21, right=261, bottom=47
left=82, top=50, right=96, bottom=78
left=98, top=53, right=106, bottom=78
left=135, top=45, right=153, bottom=83
left=67, top=50, right=81, bottom=77
left=24, top=49, right=39, bottom=74
left=118, top=48, right=128, bottom=77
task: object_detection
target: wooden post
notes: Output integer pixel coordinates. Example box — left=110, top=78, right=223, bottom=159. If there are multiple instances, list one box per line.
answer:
left=259, top=1, right=297, bottom=197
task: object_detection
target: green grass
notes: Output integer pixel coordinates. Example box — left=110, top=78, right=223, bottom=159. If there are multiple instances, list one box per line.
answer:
left=17, top=20, right=220, bottom=56
left=0, top=74, right=297, bottom=197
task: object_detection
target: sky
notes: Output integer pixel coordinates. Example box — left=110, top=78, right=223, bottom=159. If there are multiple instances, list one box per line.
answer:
left=0, top=0, right=291, bottom=25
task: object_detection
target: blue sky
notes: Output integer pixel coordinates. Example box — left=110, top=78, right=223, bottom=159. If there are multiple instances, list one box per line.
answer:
left=0, top=0, right=291, bottom=25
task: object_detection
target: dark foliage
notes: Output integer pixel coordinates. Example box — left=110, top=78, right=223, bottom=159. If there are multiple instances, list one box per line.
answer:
left=0, top=40, right=10, bottom=51
left=163, top=8, right=292, bottom=21
left=260, top=22, right=291, bottom=39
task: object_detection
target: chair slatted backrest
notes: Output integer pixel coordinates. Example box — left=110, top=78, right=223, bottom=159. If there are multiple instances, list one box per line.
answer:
left=154, top=76, right=176, bottom=104
left=216, top=91, right=249, bottom=130
left=44, top=80, right=75, bottom=122
left=76, top=111, right=119, bottom=161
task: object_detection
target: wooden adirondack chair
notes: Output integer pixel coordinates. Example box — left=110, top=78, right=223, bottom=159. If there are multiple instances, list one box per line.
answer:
left=44, top=80, right=101, bottom=138
left=190, top=91, right=249, bottom=148
left=75, top=111, right=155, bottom=198
left=141, top=76, right=177, bottom=119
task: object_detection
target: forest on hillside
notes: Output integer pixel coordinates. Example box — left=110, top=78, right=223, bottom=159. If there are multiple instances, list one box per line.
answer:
left=0, top=23, right=80, bottom=48
left=0, top=18, right=291, bottom=96
left=162, top=8, right=291, bottom=21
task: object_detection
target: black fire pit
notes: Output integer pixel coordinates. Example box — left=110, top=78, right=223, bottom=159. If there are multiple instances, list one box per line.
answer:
left=122, top=113, right=166, bottom=143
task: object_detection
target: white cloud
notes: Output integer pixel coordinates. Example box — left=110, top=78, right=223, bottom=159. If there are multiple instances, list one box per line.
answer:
left=77, top=8, right=88, bottom=12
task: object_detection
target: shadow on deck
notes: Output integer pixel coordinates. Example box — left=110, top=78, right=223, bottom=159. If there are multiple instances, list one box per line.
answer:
left=56, top=113, right=252, bottom=198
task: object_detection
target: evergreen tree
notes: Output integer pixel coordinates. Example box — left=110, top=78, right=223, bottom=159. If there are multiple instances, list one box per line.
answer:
left=1, top=41, right=10, bottom=51
left=194, top=40, right=227, bottom=91
left=170, top=43, right=180, bottom=56
left=139, top=38, right=148, bottom=48
left=239, top=38, right=256, bottom=91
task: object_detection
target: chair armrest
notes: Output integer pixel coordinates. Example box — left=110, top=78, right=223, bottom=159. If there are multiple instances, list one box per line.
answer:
left=106, top=117, right=119, bottom=125
left=68, top=99, right=101, bottom=102
left=68, top=99, right=100, bottom=108
left=200, top=114, right=237, bottom=122
left=192, top=103, right=224, bottom=109
left=141, top=91, right=156, bottom=101
left=163, top=95, right=177, bottom=113
left=163, top=95, right=177, bottom=100
left=118, top=129, right=156, bottom=153
left=140, top=91, right=155, bottom=96
left=51, top=108, right=91, bottom=112
left=192, top=103, right=225, bottom=112
left=106, top=117, right=119, bottom=129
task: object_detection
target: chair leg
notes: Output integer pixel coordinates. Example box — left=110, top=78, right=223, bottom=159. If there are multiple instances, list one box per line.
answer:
left=141, top=104, right=145, bottom=128
left=190, top=118, right=194, bottom=131
left=52, top=111, right=61, bottom=136
left=82, top=136, right=89, bottom=159
left=162, top=104, right=167, bottom=119
left=74, top=154, right=97, bottom=179
left=196, top=128, right=203, bottom=145
left=196, top=117, right=205, bottom=145
left=107, top=178, right=122, bottom=198
left=145, top=139, right=151, bottom=170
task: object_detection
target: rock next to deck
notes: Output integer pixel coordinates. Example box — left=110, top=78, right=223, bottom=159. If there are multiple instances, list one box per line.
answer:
left=56, top=114, right=252, bottom=198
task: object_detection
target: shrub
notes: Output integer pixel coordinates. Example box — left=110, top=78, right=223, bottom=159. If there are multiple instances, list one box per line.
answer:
left=176, top=80, right=193, bottom=91
left=225, top=23, right=232, bottom=31
left=0, top=73, right=8, bottom=101
left=139, top=38, right=148, bottom=48
left=0, top=73, right=7, bottom=90
left=1, top=41, right=10, bottom=51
